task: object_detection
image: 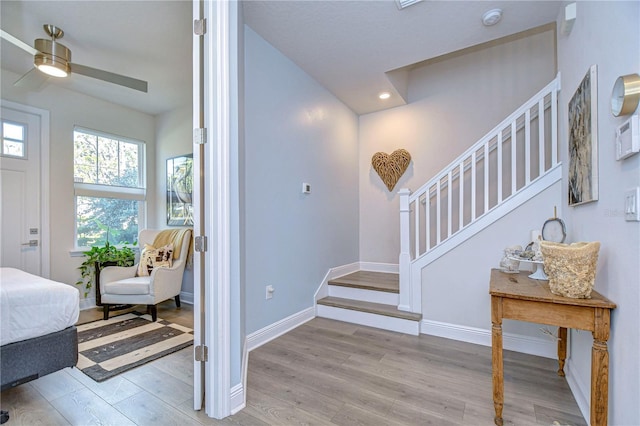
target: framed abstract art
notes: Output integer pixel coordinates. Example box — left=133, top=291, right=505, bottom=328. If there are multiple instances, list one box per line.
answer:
left=568, top=65, right=599, bottom=206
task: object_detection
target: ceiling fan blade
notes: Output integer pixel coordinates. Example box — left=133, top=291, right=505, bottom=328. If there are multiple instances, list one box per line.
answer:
left=70, top=63, right=148, bottom=93
left=0, top=29, right=39, bottom=56
left=14, top=68, right=49, bottom=91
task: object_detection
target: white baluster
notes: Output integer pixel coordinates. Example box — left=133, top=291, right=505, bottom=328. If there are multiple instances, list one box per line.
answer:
left=426, top=188, right=431, bottom=251
left=484, top=143, right=489, bottom=214
left=539, top=98, right=545, bottom=175
left=447, top=171, right=452, bottom=238
left=414, top=197, right=420, bottom=257
left=551, top=87, right=558, bottom=166
left=525, top=110, right=531, bottom=184
left=471, top=151, right=476, bottom=221
left=459, top=162, right=464, bottom=231
left=497, top=131, right=503, bottom=203
left=436, top=181, right=441, bottom=245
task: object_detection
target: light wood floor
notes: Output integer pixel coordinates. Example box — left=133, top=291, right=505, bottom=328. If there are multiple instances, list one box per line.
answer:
left=1, top=302, right=586, bottom=425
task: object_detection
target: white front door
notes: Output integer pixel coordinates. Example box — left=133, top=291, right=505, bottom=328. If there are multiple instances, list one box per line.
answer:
left=0, top=102, right=47, bottom=276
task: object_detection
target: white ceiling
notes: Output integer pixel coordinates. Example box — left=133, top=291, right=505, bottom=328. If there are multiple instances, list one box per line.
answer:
left=243, top=0, right=563, bottom=115
left=0, top=1, right=563, bottom=117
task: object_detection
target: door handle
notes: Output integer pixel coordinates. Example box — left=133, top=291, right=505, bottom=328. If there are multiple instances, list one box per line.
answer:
left=21, top=240, right=38, bottom=247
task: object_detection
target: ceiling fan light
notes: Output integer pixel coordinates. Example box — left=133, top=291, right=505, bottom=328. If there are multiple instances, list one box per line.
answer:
left=36, top=63, right=68, bottom=78
left=34, top=38, right=71, bottom=78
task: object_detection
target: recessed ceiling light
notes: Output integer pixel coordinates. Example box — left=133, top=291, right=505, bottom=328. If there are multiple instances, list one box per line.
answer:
left=379, top=92, right=391, bottom=100
left=482, top=9, right=503, bottom=26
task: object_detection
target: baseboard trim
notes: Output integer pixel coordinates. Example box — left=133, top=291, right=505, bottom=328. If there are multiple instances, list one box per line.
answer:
left=231, top=341, right=249, bottom=415
left=420, top=319, right=557, bottom=359
left=179, top=291, right=194, bottom=305
left=229, top=382, right=245, bottom=415
left=79, top=298, right=95, bottom=311
left=246, top=307, right=315, bottom=352
left=359, top=262, right=399, bottom=274
left=565, top=357, right=590, bottom=423
left=314, top=262, right=360, bottom=302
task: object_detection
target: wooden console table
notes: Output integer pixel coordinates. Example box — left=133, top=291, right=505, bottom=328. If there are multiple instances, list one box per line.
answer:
left=489, top=269, right=616, bottom=426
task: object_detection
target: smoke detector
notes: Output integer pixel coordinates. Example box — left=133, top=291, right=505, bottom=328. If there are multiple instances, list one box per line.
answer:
left=396, top=0, right=422, bottom=10
left=482, top=9, right=503, bottom=26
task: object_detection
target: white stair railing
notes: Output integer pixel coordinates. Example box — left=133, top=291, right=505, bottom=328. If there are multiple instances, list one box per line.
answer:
left=398, top=75, right=561, bottom=313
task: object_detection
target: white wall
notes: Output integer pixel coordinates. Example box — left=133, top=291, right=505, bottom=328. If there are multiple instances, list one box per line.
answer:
left=243, top=26, right=359, bottom=334
left=423, top=182, right=561, bottom=345
left=359, top=29, right=557, bottom=263
left=230, top=1, right=245, bottom=389
left=154, top=105, right=194, bottom=297
left=556, top=2, right=640, bottom=423
left=153, top=106, right=192, bottom=228
left=1, top=69, right=156, bottom=302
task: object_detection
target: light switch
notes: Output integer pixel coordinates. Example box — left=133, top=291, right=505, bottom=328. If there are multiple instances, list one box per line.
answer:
left=625, top=187, right=640, bottom=222
left=302, top=183, right=311, bottom=194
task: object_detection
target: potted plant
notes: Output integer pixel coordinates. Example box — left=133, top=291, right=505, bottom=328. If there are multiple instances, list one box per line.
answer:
left=76, top=240, right=136, bottom=304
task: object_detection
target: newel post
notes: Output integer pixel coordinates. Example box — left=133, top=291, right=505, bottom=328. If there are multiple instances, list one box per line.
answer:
left=398, top=188, right=412, bottom=312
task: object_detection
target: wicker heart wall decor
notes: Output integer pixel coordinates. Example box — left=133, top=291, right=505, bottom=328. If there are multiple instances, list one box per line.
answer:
left=371, top=149, right=412, bottom=191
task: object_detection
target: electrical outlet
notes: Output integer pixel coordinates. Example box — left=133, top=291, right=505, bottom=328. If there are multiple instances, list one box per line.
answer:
left=266, top=285, right=275, bottom=300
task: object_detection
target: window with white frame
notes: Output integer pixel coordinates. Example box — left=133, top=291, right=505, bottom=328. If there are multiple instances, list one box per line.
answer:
left=73, top=127, right=146, bottom=248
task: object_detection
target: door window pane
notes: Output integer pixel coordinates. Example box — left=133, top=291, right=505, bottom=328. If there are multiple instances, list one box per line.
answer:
left=3, top=122, right=23, bottom=140
left=1, top=121, right=26, bottom=158
left=2, top=140, right=24, bottom=157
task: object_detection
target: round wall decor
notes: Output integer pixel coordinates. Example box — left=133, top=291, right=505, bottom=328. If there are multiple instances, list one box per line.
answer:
left=611, top=73, right=640, bottom=117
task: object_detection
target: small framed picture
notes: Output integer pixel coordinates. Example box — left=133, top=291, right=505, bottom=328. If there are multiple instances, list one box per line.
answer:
left=167, top=154, right=193, bottom=226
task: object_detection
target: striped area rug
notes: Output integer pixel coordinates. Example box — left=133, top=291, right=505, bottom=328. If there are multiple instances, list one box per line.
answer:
left=76, top=312, right=193, bottom=382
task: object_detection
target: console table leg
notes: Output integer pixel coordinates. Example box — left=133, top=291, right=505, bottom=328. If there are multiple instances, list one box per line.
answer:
left=557, top=327, right=567, bottom=377
left=492, top=296, right=504, bottom=426
left=591, top=308, right=610, bottom=426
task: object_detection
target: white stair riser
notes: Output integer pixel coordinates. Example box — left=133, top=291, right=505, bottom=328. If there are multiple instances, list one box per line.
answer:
left=316, top=304, right=419, bottom=336
left=327, top=285, right=398, bottom=305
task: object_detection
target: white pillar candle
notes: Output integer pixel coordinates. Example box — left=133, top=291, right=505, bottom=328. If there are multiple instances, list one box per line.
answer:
left=531, top=229, right=541, bottom=243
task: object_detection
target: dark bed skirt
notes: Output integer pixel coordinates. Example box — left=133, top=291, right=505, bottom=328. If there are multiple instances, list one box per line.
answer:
left=1, top=326, right=78, bottom=391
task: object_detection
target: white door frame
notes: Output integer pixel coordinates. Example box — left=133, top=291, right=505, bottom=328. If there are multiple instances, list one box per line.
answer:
left=192, top=0, right=206, bottom=411
left=199, top=0, right=231, bottom=419
left=0, top=99, right=50, bottom=278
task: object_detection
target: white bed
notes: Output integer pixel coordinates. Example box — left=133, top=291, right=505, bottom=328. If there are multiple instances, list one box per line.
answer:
left=0, top=267, right=79, bottom=346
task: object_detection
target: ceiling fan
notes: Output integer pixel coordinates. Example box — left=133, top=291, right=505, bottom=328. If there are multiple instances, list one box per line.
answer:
left=0, top=24, right=148, bottom=92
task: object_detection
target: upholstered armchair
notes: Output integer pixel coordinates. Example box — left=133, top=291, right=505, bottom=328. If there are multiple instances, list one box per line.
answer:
left=100, top=229, right=192, bottom=321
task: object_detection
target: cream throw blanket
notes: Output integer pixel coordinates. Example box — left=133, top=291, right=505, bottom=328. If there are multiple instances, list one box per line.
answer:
left=152, top=228, right=192, bottom=261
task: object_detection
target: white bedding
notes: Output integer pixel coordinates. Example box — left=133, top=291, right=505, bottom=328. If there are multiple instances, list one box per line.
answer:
left=0, top=267, right=79, bottom=346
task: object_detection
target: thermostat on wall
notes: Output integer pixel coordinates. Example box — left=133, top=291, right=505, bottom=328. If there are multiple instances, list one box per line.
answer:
left=616, top=115, right=639, bottom=161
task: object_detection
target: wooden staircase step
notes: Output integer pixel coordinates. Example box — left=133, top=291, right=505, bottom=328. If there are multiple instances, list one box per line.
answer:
left=316, top=296, right=421, bottom=322
left=328, top=271, right=399, bottom=293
